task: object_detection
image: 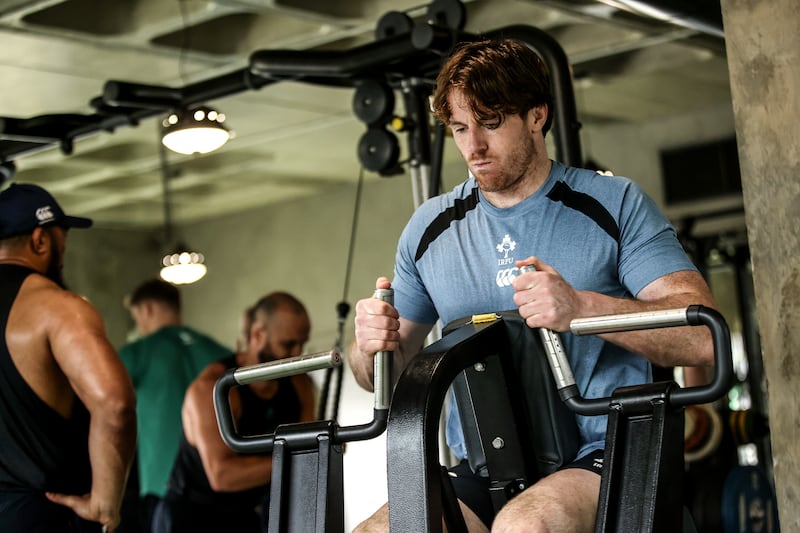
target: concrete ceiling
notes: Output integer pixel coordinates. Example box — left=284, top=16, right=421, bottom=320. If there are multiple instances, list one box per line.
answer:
left=0, top=0, right=731, bottom=229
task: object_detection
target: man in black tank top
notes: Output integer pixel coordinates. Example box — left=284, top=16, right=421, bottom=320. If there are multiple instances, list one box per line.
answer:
left=153, top=292, right=316, bottom=533
left=0, top=183, right=137, bottom=532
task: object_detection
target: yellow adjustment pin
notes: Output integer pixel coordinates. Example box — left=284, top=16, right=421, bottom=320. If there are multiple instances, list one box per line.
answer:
left=471, top=313, right=500, bottom=324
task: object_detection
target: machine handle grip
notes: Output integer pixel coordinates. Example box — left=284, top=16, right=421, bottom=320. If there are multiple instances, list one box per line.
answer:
left=517, top=264, right=733, bottom=414
left=566, top=305, right=733, bottom=414
left=519, top=265, right=578, bottom=400
left=214, top=288, right=399, bottom=453
left=213, top=350, right=341, bottom=453
left=372, top=288, right=394, bottom=410
left=328, top=288, right=395, bottom=442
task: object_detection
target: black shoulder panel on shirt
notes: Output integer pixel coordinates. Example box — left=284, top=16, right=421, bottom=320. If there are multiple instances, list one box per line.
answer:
left=546, top=180, right=620, bottom=243
left=415, top=187, right=480, bottom=262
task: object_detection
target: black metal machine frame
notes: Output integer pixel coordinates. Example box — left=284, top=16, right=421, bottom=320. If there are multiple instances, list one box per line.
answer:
left=385, top=314, right=580, bottom=533
left=385, top=305, right=733, bottom=532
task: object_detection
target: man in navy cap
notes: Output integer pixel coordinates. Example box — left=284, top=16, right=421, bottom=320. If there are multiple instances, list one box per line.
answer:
left=0, top=183, right=137, bottom=532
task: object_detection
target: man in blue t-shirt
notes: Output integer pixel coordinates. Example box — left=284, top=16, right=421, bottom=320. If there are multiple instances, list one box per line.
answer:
left=349, top=39, right=715, bottom=533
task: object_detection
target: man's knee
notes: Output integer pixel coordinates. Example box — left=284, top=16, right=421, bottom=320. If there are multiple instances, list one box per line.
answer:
left=492, top=492, right=570, bottom=533
left=492, top=469, right=599, bottom=533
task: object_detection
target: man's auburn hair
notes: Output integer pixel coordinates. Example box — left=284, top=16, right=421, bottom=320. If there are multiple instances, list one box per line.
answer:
left=431, top=38, right=554, bottom=136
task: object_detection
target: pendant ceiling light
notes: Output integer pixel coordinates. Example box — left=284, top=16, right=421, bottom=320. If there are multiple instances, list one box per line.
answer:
left=161, top=105, right=230, bottom=155
left=158, top=137, right=207, bottom=284
left=160, top=245, right=207, bottom=285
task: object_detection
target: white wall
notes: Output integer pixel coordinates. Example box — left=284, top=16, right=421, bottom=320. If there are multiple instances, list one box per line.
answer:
left=580, top=102, right=736, bottom=206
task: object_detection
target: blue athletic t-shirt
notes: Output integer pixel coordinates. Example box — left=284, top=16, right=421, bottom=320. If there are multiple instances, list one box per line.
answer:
left=392, top=160, right=697, bottom=459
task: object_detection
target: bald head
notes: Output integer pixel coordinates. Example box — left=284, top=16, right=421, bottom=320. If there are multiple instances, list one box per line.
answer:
left=251, top=292, right=307, bottom=323
left=248, top=292, right=310, bottom=363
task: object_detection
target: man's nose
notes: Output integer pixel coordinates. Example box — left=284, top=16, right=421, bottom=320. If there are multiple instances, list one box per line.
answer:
left=465, top=129, right=487, bottom=154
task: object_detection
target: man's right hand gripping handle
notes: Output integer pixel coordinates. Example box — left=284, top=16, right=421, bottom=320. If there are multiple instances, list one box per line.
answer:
left=372, top=287, right=394, bottom=410
left=519, top=265, right=578, bottom=400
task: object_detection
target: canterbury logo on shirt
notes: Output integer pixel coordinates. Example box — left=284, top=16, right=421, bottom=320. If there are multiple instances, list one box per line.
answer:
left=495, top=267, right=521, bottom=287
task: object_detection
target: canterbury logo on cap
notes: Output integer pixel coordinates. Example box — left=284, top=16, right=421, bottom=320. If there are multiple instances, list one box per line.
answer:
left=35, top=206, right=55, bottom=223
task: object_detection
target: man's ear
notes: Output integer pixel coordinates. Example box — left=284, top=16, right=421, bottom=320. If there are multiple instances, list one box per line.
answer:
left=528, top=104, right=548, bottom=131
left=249, top=323, right=267, bottom=353
left=29, top=227, right=49, bottom=255
left=142, top=300, right=160, bottom=318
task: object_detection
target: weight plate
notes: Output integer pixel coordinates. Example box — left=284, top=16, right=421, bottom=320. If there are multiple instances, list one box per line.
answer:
left=721, top=465, right=779, bottom=533
left=685, top=403, right=724, bottom=463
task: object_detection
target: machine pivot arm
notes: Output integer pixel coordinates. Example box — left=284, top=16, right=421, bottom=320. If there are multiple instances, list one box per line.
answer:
left=552, top=305, right=733, bottom=416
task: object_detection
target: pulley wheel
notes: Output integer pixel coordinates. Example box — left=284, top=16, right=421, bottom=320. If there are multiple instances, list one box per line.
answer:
left=426, top=0, right=467, bottom=30
left=357, top=127, right=400, bottom=173
left=376, top=11, right=414, bottom=40
left=352, top=79, right=395, bottom=126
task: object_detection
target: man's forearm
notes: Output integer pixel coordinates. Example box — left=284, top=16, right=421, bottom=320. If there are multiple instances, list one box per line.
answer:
left=576, top=289, right=715, bottom=367
left=89, top=404, right=137, bottom=516
left=349, top=342, right=418, bottom=392
left=207, top=455, right=273, bottom=492
left=349, top=340, right=375, bottom=392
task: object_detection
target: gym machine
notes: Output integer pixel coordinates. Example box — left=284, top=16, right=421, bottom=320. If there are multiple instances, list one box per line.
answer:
left=213, top=288, right=394, bottom=532
left=0, top=0, right=582, bottom=183
left=213, top=347, right=358, bottom=532
left=204, top=1, right=735, bottom=531
left=385, top=305, right=734, bottom=532
left=214, top=303, right=733, bottom=532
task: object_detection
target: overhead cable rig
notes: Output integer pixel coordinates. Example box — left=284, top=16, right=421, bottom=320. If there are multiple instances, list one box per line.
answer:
left=0, top=0, right=582, bottom=172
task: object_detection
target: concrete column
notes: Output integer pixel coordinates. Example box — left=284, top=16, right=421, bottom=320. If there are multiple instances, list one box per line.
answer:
left=720, top=0, right=800, bottom=529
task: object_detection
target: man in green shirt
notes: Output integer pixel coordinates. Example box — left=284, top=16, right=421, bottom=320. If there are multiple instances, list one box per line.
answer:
left=118, top=279, right=229, bottom=532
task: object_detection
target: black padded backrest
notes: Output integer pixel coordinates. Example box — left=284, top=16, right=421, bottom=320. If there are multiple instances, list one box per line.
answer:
left=444, top=312, right=580, bottom=483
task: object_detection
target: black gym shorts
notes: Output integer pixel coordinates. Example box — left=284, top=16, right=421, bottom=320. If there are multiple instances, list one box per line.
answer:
left=447, top=449, right=604, bottom=528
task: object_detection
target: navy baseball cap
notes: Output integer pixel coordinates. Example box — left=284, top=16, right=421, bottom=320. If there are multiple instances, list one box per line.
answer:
left=0, top=183, right=93, bottom=239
